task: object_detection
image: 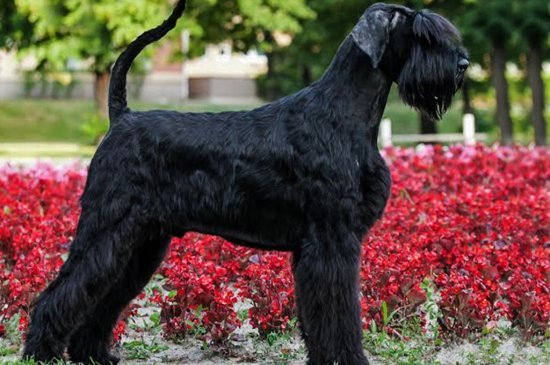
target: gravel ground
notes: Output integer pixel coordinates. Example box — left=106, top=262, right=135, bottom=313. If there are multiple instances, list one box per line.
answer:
left=1, top=330, right=547, bottom=365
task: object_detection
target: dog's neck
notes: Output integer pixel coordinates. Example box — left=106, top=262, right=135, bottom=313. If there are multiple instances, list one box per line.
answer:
left=314, top=36, right=393, bottom=143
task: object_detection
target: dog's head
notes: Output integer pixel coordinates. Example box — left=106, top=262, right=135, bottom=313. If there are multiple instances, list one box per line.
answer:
left=352, top=3, right=468, bottom=120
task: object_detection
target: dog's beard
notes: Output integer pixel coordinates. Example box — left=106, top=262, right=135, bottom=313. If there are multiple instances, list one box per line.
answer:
left=397, top=44, right=459, bottom=120
left=454, top=70, right=466, bottom=92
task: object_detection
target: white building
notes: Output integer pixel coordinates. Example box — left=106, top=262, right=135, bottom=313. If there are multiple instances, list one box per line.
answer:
left=0, top=39, right=267, bottom=103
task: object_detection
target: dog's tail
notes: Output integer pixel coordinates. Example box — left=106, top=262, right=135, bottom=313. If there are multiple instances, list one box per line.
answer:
left=108, top=0, right=187, bottom=122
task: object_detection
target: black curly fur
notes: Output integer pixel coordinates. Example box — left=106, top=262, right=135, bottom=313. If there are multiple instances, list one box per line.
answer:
left=23, top=2, right=467, bottom=364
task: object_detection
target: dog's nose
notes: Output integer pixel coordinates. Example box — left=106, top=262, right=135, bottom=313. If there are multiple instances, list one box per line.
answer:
left=458, top=58, right=469, bottom=71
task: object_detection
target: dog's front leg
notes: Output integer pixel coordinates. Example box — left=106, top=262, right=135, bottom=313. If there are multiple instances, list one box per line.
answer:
left=293, top=232, right=369, bottom=365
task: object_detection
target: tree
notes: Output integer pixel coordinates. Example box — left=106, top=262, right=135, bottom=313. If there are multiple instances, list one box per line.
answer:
left=266, top=0, right=380, bottom=98
left=189, top=0, right=314, bottom=100
left=196, top=0, right=313, bottom=51
left=516, top=0, right=549, bottom=146
left=14, top=0, right=189, bottom=116
left=12, top=0, right=314, bottom=114
left=0, top=0, right=33, bottom=50
left=458, top=0, right=517, bottom=145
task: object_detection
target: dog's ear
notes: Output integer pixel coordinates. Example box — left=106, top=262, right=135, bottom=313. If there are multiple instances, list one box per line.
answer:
left=351, top=10, right=390, bottom=68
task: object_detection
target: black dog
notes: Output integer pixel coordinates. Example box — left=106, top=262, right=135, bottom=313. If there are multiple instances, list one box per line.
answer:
left=23, top=1, right=467, bottom=364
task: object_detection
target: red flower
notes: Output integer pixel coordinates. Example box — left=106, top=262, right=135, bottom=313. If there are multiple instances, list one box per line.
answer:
left=1, top=145, right=548, bottom=342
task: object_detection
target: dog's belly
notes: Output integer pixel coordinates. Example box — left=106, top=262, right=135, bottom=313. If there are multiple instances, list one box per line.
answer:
left=192, top=179, right=303, bottom=245
left=163, top=156, right=307, bottom=250
left=179, top=195, right=305, bottom=251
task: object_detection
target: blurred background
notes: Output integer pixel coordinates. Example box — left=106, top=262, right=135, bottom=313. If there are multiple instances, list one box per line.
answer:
left=0, top=0, right=548, bottom=159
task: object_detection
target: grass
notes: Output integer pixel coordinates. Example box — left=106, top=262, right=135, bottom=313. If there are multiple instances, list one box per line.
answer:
left=3, top=324, right=547, bottom=365
left=122, top=340, right=169, bottom=360
left=0, top=91, right=467, bottom=146
left=363, top=322, right=550, bottom=365
left=364, top=319, right=440, bottom=365
left=0, top=99, right=262, bottom=145
left=0, top=100, right=95, bottom=144
left=0, top=143, right=96, bottom=158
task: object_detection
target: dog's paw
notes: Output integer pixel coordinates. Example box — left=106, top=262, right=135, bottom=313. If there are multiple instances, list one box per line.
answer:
left=23, top=342, right=65, bottom=364
left=69, top=351, right=120, bottom=365
left=106, top=353, right=121, bottom=365
left=22, top=353, right=64, bottom=364
left=306, top=353, right=370, bottom=365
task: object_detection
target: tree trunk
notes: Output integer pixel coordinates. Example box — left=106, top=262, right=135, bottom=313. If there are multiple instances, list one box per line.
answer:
left=265, top=52, right=277, bottom=101
left=263, top=32, right=281, bottom=101
left=527, top=41, right=547, bottom=146
left=462, top=78, right=473, bottom=114
left=490, top=41, right=514, bottom=145
left=302, top=64, right=312, bottom=87
left=94, top=70, right=110, bottom=118
left=420, top=112, right=437, bottom=136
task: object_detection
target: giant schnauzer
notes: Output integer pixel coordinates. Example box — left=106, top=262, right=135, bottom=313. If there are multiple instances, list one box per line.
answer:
left=24, top=1, right=468, bottom=364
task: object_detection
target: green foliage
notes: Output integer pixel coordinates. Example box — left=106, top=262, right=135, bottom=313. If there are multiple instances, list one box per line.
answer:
left=265, top=317, right=298, bottom=347
left=192, top=0, right=314, bottom=56
left=14, top=0, right=185, bottom=72
left=0, top=344, right=18, bottom=357
left=0, top=0, right=33, bottom=49
left=514, top=0, right=550, bottom=48
left=9, top=0, right=315, bottom=68
left=2, top=314, right=23, bottom=346
left=461, top=1, right=515, bottom=38
left=1, top=0, right=547, bottom=140
left=264, top=0, right=381, bottom=96
left=420, top=278, right=442, bottom=340
left=122, top=340, right=168, bottom=360
left=80, top=113, right=109, bottom=145
left=364, top=316, right=442, bottom=365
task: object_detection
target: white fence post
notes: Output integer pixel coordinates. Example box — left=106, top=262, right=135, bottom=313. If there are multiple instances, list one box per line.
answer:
left=379, top=114, right=485, bottom=146
left=181, top=30, right=190, bottom=100
left=381, top=118, right=392, bottom=148
left=463, top=113, right=476, bottom=145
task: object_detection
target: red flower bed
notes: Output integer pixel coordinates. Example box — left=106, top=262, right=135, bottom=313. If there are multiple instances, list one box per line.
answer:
left=156, top=234, right=246, bottom=343
left=0, top=164, right=86, bottom=333
left=362, top=145, right=549, bottom=336
left=0, top=145, right=548, bottom=343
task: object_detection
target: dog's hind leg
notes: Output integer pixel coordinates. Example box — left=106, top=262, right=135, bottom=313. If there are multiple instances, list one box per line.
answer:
left=67, top=233, right=171, bottom=364
left=22, top=209, right=150, bottom=362
left=293, top=233, right=369, bottom=365
left=292, top=248, right=308, bottom=341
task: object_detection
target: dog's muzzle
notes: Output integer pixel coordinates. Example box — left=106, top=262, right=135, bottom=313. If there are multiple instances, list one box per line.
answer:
left=458, top=58, right=469, bottom=72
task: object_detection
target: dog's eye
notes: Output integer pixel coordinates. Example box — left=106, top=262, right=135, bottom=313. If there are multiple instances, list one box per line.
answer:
left=388, top=10, right=401, bottom=28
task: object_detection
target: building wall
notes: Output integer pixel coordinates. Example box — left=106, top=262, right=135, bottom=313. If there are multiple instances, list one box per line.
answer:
left=189, top=77, right=259, bottom=103
left=0, top=45, right=267, bottom=103
left=0, top=71, right=185, bottom=103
